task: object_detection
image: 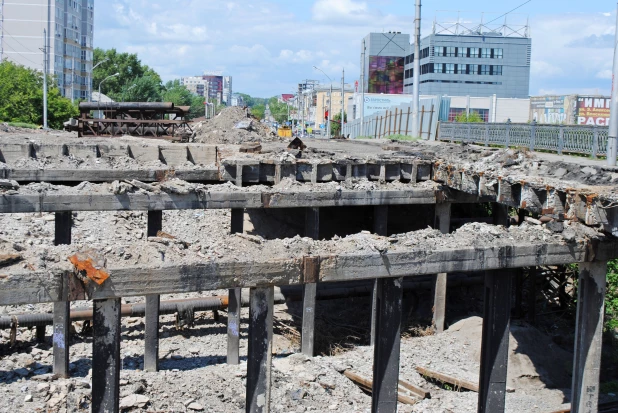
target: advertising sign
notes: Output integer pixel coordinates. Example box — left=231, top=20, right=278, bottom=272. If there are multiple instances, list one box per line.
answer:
left=530, top=96, right=567, bottom=124
left=362, top=93, right=413, bottom=117
left=576, top=96, right=611, bottom=126
left=368, top=56, right=404, bottom=94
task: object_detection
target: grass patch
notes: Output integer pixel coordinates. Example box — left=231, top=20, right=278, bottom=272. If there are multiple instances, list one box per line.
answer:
left=388, top=134, right=421, bottom=142
left=7, top=122, right=39, bottom=129
left=355, top=135, right=374, bottom=140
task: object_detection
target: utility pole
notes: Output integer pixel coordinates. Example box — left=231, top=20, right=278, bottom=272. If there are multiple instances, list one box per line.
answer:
left=608, top=1, right=618, bottom=166
left=42, top=29, right=48, bottom=129
left=361, top=39, right=366, bottom=138
left=328, top=83, right=332, bottom=139
left=341, top=68, right=345, bottom=137
left=412, top=0, right=422, bottom=138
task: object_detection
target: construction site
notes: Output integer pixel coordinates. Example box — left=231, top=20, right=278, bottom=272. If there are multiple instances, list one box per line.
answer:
left=0, top=105, right=617, bottom=413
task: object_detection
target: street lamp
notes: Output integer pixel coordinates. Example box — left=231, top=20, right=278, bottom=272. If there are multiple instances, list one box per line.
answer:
left=89, top=58, right=109, bottom=102
left=97, top=72, right=119, bottom=118
left=313, top=66, right=333, bottom=139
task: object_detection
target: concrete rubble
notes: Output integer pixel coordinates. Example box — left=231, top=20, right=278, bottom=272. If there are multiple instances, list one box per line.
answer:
left=0, top=126, right=617, bottom=412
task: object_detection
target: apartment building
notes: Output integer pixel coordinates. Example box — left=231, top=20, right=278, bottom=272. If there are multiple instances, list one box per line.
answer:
left=0, top=0, right=95, bottom=101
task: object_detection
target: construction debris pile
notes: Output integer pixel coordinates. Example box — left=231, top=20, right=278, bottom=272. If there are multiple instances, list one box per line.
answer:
left=191, top=107, right=279, bottom=144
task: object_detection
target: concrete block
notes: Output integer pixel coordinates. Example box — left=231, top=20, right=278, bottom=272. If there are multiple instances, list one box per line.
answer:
left=98, top=144, right=129, bottom=158
left=160, top=146, right=188, bottom=166
left=296, top=161, right=314, bottom=182
left=32, top=144, right=67, bottom=159
left=316, top=163, right=333, bottom=182
left=332, top=162, right=347, bottom=181
left=259, top=161, right=276, bottom=183
left=187, top=145, right=217, bottom=166
left=0, top=144, right=33, bottom=164
left=66, top=144, right=99, bottom=159
left=417, top=162, right=432, bottom=181
left=128, top=145, right=160, bottom=163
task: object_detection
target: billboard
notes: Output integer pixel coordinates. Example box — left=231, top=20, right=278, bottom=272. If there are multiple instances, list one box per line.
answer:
left=529, top=96, right=573, bottom=124
left=576, top=96, right=611, bottom=126
left=368, top=56, right=404, bottom=94
left=362, top=93, right=413, bottom=117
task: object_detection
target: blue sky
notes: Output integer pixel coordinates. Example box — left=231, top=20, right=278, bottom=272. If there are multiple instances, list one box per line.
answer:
left=94, top=0, right=618, bottom=98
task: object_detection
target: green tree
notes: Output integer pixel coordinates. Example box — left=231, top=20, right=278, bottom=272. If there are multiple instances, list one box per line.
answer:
left=0, top=60, right=77, bottom=129
left=161, top=80, right=193, bottom=106
left=251, top=104, right=266, bottom=120
left=455, top=111, right=484, bottom=123
left=237, top=93, right=267, bottom=108
left=268, top=97, right=289, bottom=124
left=120, top=76, right=162, bottom=102
left=331, top=112, right=347, bottom=136
left=93, top=48, right=162, bottom=101
left=189, top=95, right=206, bottom=120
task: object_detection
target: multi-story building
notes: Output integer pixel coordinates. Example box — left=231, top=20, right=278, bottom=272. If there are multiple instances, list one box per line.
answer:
left=403, top=21, right=531, bottom=98
left=223, top=76, right=232, bottom=106
left=181, top=76, right=209, bottom=97
left=230, top=93, right=244, bottom=107
left=0, top=0, right=94, bottom=101
left=361, top=32, right=410, bottom=95
left=314, top=87, right=355, bottom=129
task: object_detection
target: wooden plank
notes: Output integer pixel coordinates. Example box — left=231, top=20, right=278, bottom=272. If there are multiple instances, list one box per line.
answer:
left=92, top=298, right=121, bottom=413
left=246, top=287, right=274, bottom=413
left=478, top=270, right=513, bottom=413
left=415, top=366, right=479, bottom=392
left=0, top=241, right=603, bottom=306
left=571, top=261, right=607, bottom=413
left=372, top=276, right=404, bottom=413
left=343, top=370, right=419, bottom=406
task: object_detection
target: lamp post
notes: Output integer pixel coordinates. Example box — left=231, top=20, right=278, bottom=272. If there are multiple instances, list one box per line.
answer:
left=313, top=66, right=333, bottom=139
left=89, top=58, right=109, bottom=102
left=97, top=72, right=119, bottom=118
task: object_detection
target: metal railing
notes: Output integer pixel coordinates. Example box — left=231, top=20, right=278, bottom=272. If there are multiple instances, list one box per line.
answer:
left=438, top=121, right=610, bottom=158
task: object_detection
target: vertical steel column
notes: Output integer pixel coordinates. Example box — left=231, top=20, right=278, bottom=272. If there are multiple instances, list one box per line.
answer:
left=478, top=270, right=513, bottom=413
left=527, top=267, right=537, bottom=325
left=144, top=211, right=162, bottom=372
left=228, top=208, right=244, bottom=364
left=92, top=298, right=121, bottom=413
left=35, top=325, right=46, bottom=343
left=571, top=261, right=607, bottom=413
left=371, top=206, right=388, bottom=346
left=371, top=277, right=404, bottom=413
left=433, top=203, right=451, bottom=333
left=302, top=207, right=319, bottom=356
left=246, top=287, right=274, bottom=413
left=53, top=211, right=71, bottom=377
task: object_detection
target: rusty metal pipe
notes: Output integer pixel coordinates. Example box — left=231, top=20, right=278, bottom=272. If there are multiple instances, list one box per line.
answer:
left=79, top=102, right=175, bottom=111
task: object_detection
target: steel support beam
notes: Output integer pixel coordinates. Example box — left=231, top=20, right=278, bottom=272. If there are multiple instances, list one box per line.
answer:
left=433, top=203, right=451, bottom=333
left=371, top=276, right=404, bottom=413
left=371, top=206, right=388, bottom=346
left=246, top=287, right=274, bottom=413
left=302, top=207, right=319, bottom=356
left=92, top=298, right=121, bottom=413
left=478, top=270, right=513, bottom=413
left=144, top=211, right=162, bottom=372
left=571, top=261, right=607, bottom=413
left=53, top=211, right=71, bottom=377
left=228, top=208, right=244, bottom=364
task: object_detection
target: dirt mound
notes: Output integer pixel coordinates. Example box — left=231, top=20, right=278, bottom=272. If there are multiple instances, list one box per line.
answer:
left=190, top=106, right=280, bottom=144
left=446, top=316, right=572, bottom=389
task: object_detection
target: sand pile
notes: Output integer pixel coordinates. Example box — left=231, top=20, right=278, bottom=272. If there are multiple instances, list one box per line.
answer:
left=191, top=106, right=279, bottom=144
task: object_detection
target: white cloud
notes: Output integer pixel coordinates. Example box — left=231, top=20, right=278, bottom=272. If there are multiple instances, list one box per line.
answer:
left=312, top=0, right=370, bottom=22
left=596, top=69, right=613, bottom=79
left=531, top=61, right=563, bottom=77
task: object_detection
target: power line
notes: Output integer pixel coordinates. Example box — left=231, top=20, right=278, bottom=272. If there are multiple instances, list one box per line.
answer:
left=1, top=26, right=40, bottom=54
left=2, top=41, right=42, bottom=67
left=484, top=0, right=532, bottom=26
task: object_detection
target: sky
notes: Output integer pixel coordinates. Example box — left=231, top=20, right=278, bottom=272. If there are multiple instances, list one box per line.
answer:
left=94, top=0, right=618, bottom=98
